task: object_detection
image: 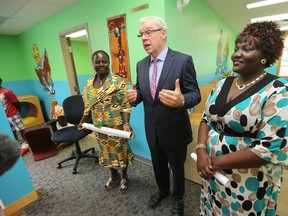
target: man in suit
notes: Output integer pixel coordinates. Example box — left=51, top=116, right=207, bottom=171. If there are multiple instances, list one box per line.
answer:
left=127, top=16, right=200, bottom=216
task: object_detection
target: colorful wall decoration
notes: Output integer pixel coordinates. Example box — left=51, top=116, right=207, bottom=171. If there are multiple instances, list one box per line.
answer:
left=32, top=44, right=55, bottom=96
left=107, top=14, right=131, bottom=83
left=215, top=29, right=232, bottom=78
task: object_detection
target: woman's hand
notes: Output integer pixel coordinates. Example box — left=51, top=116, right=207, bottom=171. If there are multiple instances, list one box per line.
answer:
left=123, top=123, right=136, bottom=139
left=78, top=123, right=84, bottom=130
left=196, top=149, right=215, bottom=180
left=78, top=115, right=91, bottom=131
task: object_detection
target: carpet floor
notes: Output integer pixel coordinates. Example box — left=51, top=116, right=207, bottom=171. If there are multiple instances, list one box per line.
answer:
left=21, top=135, right=201, bottom=216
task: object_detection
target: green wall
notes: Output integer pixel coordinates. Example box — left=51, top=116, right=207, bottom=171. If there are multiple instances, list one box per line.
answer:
left=1, top=0, right=237, bottom=88
left=164, top=0, right=236, bottom=81
left=71, top=40, right=92, bottom=75
left=0, top=0, right=241, bottom=160
left=0, top=35, right=28, bottom=81
left=16, top=0, right=165, bottom=83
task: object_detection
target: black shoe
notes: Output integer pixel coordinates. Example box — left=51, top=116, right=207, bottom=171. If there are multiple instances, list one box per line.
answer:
left=171, top=200, right=184, bottom=216
left=148, top=192, right=170, bottom=209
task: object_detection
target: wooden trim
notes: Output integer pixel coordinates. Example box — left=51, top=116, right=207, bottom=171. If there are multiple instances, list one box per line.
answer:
left=1, top=189, right=39, bottom=216
left=58, top=23, right=92, bottom=96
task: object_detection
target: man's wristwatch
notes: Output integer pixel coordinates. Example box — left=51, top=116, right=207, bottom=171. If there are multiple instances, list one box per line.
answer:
left=181, top=97, right=185, bottom=107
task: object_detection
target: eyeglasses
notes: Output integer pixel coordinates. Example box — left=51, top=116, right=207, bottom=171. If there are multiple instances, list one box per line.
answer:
left=137, top=29, right=162, bottom=38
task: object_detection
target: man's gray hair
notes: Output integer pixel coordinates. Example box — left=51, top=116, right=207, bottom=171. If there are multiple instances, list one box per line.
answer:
left=140, top=16, right=168, bottom=31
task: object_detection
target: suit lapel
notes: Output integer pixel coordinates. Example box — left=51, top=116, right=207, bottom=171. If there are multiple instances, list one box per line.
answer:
left=141, top=56, right=153, bottom=101
left=156, top=49, right=174, bottom=96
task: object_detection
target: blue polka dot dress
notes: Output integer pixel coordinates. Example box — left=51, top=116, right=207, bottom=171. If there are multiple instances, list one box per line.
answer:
left=200, top=74, right=288, bottom=216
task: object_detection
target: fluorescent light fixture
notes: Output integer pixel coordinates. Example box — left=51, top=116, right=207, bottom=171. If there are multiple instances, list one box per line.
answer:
left=65, top=29, right=87, bottom=38
left=247, top=0, right=288, bottom=9
left=251, top=13, right=288, bottom=22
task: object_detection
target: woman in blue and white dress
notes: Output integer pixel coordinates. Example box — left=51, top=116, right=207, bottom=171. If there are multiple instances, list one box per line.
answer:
left=196, top=21, right=288, bottom=216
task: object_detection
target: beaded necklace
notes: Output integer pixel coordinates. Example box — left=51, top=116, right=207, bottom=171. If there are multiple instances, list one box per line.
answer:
left=235, top=72, right=267, bottom=90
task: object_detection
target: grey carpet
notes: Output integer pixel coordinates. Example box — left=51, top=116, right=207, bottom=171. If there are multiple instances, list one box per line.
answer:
left=22, top=135, right=201, bottom=216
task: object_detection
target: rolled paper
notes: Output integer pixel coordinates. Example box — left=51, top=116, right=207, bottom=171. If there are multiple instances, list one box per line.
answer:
left=191, top=152, right=230, bottom=187
left=82, top=123, right=132, bottom=139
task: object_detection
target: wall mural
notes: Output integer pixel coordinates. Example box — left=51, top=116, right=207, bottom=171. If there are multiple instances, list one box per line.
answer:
left=215, top=29, right=233, bottom=78
left=107, top=14, right=131, bottom=83
left=32, top=44, right=55, bottom=96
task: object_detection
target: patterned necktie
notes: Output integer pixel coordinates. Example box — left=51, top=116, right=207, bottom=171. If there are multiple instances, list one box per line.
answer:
left=150, top=58, right=158, bottom=99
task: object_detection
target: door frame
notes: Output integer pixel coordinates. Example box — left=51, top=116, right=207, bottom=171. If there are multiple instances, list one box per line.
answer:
left=58, top=23, right=93, bottom=95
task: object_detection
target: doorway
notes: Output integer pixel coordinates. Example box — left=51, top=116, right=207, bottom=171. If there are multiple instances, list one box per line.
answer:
left=58, top=23, right=93, bottom=95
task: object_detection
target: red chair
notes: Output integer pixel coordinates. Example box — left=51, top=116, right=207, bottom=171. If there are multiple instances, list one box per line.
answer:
left=25, top=127, right=58, bottom=161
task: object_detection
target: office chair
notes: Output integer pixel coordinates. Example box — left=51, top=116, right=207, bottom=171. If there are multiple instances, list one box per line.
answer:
left=51, top=95, right=98, bottom=174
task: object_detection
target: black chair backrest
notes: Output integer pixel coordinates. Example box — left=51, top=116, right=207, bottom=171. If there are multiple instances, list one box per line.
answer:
left=62, top=95, right=84, bottom=125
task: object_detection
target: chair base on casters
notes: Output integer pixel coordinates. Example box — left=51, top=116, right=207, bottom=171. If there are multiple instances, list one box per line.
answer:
left=57, top=141, right=98, bottom=174
left=50, top=96, right=98, bottom=174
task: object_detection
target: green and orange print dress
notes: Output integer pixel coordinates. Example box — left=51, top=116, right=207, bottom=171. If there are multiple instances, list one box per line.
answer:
left=82, top=73, right=133, bottom=169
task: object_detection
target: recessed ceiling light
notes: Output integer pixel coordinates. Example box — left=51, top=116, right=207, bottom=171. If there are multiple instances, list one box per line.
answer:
left=247, top=0, right=288, bottom=9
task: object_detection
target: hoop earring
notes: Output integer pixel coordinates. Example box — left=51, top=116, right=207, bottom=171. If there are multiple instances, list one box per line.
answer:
left=261, top=59, right=266, bottom=64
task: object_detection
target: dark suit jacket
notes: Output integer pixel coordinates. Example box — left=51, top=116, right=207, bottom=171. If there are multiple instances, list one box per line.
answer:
left=134, top=48, right=201, bottom=151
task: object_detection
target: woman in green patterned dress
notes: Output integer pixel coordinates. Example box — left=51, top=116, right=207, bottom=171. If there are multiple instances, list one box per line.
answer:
left=79, top=50, right=134, bottom=194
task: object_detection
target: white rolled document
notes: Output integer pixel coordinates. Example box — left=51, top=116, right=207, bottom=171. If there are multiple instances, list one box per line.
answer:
left=82, top=123, right=132, bottom=139
left=191, top=152, right=230, bottom=187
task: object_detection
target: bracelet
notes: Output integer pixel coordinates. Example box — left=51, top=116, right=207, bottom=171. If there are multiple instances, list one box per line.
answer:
left=123, top=123, right=130, bottom=127
left=195, top=143, right=207, bottom=151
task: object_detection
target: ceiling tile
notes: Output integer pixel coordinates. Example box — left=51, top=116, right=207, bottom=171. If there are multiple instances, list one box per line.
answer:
left=40, top=0, right=80, bottom=7
left=0, top=0, right=81, bottom=35
left=0, top=0, right=29, bottom=17
left=13, top=0, right=65, bottom=21
left=205, top=0, right=288, bottom=32
left=1, top=0, right=288, bottom=36
left=0, top=17, right=37, bottom=35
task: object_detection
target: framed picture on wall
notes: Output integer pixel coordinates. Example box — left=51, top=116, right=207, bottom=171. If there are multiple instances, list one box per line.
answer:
left=107, top=14, right=131, bottom=83
left=277, top=32, right=288, bottom=78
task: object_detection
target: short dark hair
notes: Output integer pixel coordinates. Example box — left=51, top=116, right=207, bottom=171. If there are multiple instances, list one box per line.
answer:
left=235, top=21, right=285, bottom=67
left=91, top=50, right=110, bottom=63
